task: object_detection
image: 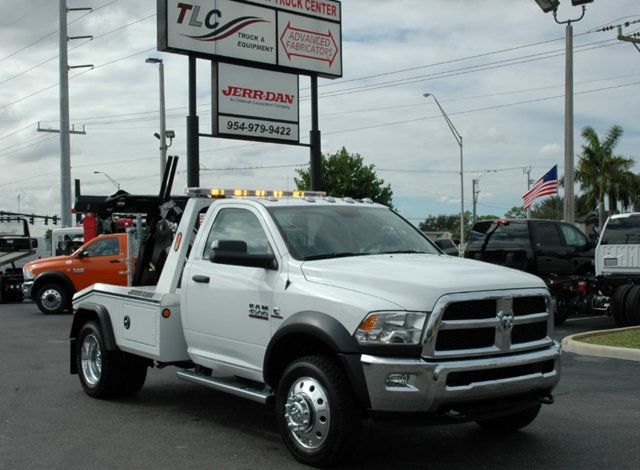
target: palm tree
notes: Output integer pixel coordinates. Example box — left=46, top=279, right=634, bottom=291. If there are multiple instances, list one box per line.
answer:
left=574, top=125, right=636, bottom=230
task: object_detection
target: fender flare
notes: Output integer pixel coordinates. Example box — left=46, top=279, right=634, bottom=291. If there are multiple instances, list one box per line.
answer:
left=263, top=311, right=370, bottom=408
left=69, top=302, right=118, bottom=374
left=32, top=271, right=75, bottom=299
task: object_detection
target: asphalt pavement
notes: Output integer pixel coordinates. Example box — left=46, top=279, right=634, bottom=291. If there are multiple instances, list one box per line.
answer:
left=1, top=302, right=639, bottom=469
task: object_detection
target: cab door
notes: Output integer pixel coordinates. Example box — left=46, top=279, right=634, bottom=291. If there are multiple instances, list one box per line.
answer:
left=182, top=206, right=281, bottom=381
left=532, top=222, right=569, bottom=275
left=68, top=235, right=127, bottom=290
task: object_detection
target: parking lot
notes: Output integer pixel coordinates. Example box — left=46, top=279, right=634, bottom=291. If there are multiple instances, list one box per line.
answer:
left=1, top=301, right=639, bottom=469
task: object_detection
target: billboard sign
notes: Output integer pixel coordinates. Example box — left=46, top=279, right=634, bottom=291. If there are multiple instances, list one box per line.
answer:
left=216, top=63, right=299, bottom=143
left=158, top=0, right=342, bottom=78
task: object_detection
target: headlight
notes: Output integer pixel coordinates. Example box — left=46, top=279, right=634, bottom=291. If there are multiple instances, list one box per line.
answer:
left=23, top=268, right=35, bottom=280
left=355, top=311, right=427, bottom=345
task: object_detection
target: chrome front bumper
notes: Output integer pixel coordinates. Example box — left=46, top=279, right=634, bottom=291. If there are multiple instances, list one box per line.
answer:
left=361, top=343, right=561, bottom=413
left=22, top=280, right=34, bottom=299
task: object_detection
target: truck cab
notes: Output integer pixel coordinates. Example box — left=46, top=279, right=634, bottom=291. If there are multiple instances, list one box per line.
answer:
left=595, top=212, right=640, bottom=326
left=23, top=232, right=134, bottom=314
left=465, top=219, right=594, bottom=277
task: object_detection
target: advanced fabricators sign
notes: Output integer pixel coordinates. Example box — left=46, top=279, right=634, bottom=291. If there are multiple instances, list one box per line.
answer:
left=158, top=0, right=342, bottom=78
left=216, top=63, right=299, bottom=143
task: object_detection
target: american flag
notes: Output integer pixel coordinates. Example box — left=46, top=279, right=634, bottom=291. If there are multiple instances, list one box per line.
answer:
left=522, top=165, right=558, bottom=209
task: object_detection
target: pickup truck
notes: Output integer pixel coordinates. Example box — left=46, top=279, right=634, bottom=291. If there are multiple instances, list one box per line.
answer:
left=465, top=219, right=596, bottom=324
left=595, top=212, right=640, bottom=326
left=23, top=232, right=134, bottom=314
left=69, top=189, right=560, bottom=467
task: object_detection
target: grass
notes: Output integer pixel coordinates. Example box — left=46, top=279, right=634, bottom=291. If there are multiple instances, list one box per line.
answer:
left=578, top=329, right=640, bottom=350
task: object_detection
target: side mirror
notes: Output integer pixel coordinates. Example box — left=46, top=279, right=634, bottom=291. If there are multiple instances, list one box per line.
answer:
left=209, top=240, right=277, bottom=270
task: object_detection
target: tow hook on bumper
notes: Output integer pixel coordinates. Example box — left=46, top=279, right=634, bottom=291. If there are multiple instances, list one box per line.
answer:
left=538, top=393, right=554, bottom=405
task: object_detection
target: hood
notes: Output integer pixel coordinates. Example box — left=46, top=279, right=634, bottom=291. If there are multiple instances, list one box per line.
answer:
left=24, top=254, right=73, bottom=274
left=300, top=254, right=547, bottom=311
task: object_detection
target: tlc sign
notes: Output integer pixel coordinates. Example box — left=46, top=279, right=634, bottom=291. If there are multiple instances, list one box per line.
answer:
left=158, top=0, right=342, bottom=78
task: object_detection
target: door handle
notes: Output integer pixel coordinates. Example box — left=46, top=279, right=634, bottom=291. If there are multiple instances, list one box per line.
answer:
left=192, top=275, right=210, bottom=283
left=109, top=260, right=121, bottom=263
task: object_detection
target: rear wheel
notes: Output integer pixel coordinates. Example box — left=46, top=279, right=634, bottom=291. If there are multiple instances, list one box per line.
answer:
left=553, top=297, right=569, bottom=325
left=76, top=321, right=147, bottom=398
left=612, top=285, right=633, bottom=327
left=625, top=285, right=640, bottom=326
left=276, top=355, right=361, bottom=467
left=36, top=283, right=69, bottom=314
left=476, top=403, right=541, bottom=432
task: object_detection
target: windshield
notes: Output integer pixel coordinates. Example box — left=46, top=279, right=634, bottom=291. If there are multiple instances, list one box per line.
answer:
left=268, top=204, right=440, bottom=260
left=0, top=218, right=29, bottom=238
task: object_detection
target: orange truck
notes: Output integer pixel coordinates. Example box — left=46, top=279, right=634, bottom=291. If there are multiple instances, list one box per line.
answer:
left=22, top=232, right=135, bottom=314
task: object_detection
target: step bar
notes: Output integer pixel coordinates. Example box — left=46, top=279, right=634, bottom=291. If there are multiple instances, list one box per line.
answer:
left=176, top=369, right=274, bottom=404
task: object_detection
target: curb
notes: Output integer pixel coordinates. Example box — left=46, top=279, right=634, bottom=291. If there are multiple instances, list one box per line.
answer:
left=562, top=326, right=640, bottom=362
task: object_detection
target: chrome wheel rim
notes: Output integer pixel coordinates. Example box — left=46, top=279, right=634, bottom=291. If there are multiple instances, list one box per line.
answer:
left=41, top=288, right=62, bottom=311
left=80, top=333, right=102, bottom=386
left=284, top=376, right=330, bottom=450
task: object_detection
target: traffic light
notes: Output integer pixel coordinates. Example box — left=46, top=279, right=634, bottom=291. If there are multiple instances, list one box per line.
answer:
left=29, top=215, right=34, bottom=224
left=52, top=215, right=58, bottom=225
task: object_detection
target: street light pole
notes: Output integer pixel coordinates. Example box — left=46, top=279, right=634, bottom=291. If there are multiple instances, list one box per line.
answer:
left=93, top=171, right=120, bottom=191
left=535, top=0, right=591, bottom=224
left=146, top=58, right=167, bottom=179
left=423, top=93, right=464, bottom=256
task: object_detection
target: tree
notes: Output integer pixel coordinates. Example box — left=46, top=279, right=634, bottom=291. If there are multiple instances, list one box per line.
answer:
left=295, top=147, right=393, bottom=207
left=530, top=196, right=563, bottom=220
left=504, top=206, right=526, bottom=219
left=574, top=125, right=636, bottom=229
left=418, top=211, right=474, bottom=241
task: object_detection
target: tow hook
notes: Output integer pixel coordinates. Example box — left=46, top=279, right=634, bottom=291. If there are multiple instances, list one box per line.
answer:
left=538, top=393, right=554, bottom=405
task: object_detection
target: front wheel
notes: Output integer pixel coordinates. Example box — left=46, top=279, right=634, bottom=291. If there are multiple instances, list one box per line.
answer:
left=276, top=356, right=361, bottom=468
left=476, top=403, right=541, bottom=432
left=36, top=283, right=69, bottom=314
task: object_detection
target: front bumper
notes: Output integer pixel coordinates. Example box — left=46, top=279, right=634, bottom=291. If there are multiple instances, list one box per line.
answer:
left=22, top=280, right=34, bottom=299
left=361, top=343, right=561, bottom=413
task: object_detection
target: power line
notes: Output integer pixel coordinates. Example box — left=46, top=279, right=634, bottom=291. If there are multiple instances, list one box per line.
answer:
left=306, top=38, right=620, bottom=100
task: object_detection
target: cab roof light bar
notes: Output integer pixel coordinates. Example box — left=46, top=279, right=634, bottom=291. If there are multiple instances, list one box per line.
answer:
left=185, top=188, right=327, bottom=199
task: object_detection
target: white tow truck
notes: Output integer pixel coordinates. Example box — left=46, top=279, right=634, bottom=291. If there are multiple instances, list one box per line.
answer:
left=70, top=188, right=561, bottom=467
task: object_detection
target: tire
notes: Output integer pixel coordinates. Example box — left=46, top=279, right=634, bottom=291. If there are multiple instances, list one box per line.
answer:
left=76, top=321, right=147, bottom=398
left=625, top=285, right=640, bottom=326
left=476, top=403, right=541, bottom=432
left=36, top=283, right=70, bottom=314
left=122, top=353, right=148, bottom=395
left=276, top=356, right=361, bottom=468
left=77, top=321, right=123, bottom=398
left=553, top=297, right=569, bottom=325
left=612, top=285, right=633, bottom=327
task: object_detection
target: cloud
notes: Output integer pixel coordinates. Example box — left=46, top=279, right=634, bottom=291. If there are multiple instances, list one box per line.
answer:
left=0, top=0, right=638, bottom=234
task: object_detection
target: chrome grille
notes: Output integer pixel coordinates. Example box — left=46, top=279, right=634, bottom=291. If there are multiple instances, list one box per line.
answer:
left=422, top=288, right=552, bottom=359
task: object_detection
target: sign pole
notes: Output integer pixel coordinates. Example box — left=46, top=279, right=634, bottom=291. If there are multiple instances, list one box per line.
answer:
left=187, top=56, right=199, bottom=187
left=310, top=75, right=322, bottom=191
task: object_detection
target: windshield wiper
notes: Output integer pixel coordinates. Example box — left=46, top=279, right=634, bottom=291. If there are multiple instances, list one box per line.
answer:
left=303, top=252, right=364, bottom=261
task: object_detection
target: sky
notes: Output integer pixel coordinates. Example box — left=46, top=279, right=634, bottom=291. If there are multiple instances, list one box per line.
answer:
left=1, top=0, right=639, bottom=236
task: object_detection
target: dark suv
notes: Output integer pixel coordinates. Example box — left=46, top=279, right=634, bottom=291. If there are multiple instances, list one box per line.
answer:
left=465, top=219, right=594, bottom=277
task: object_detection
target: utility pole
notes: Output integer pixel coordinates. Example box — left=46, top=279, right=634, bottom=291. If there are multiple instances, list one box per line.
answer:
left=472, top=178, right=480, bottom=226
left=524, top=166, right=532, bottom=219
left=616, top=22, right=640, bottom=52
left=54, top=0, right=92, bottom=227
